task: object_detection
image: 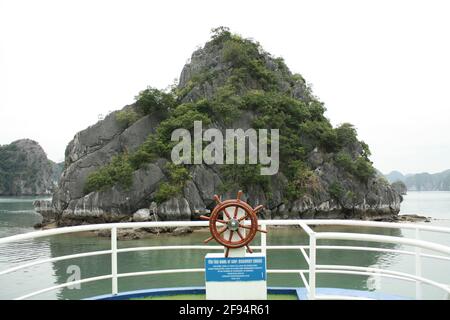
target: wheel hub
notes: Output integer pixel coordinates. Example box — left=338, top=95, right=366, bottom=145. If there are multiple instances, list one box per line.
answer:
left=227, top=218, right=240, bottom=231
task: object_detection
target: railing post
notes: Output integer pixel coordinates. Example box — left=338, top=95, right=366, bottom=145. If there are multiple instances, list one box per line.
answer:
left=111, top=226, right=118, bottom=295
left=260, top=222, right=267, bottom=256
left=308, top=233, right=316, bottom=300
left=415, top=228, right=422, bottom=300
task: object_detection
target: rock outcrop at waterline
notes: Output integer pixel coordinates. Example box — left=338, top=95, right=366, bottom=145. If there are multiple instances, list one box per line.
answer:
left=35, top=28, right=402, bottom=226
left=0, top=139, right=61, bottom=195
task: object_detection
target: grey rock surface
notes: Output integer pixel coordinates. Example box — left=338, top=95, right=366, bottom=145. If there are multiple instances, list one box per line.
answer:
left=157, top=197, right=191, bottom=221
left=172, top=226, right=194, bottom=236
left=133, top=208, right=151, bottom=222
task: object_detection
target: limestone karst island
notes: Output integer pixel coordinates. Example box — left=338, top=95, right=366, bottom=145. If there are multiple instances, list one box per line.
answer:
left=34, top=29, right=401, bottom=228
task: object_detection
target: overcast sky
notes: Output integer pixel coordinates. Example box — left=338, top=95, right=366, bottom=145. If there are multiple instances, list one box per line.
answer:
left=1, top=0, right=449, bottom=174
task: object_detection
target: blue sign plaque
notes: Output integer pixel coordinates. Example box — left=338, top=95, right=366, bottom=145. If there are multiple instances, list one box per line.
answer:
left=205, top=256, right=266, bottom=282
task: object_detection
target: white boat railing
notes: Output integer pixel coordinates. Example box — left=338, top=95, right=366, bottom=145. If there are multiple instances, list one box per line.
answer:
left=0, top=219, right=449, bottom=300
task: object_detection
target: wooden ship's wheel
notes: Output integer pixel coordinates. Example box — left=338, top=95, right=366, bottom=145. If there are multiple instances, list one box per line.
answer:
left=200, top=191, right=267, bottom=257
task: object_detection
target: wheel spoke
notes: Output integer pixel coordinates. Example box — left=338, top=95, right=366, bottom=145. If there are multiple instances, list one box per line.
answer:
left=214, top=194, right=222, bottom=204
left=233, top=205, right=239, bottom=219
left=228, top=230, right=234, bottom=242
left=225, top=230, right=234, bottom=258
left=203, top=236, right=214, bottom=244
left=218, top=226, right=228, bottom=235
left=239, top=224, right=267, bottom=233
left=204, top=225, right=227, bottom=244
left=238, top=214, right=248, bottom=222
left=202, top=215, right=227, bottom=224
left=221, top=209, right=232, bottom=220
left=254, top=205, right=264, bottom=213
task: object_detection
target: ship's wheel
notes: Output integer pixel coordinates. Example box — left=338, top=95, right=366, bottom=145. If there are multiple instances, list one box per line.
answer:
left=200, top=190, right=267, bottom=257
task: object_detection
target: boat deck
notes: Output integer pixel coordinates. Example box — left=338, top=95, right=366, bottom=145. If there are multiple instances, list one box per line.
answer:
left=87, top=287, right=409, bottom=300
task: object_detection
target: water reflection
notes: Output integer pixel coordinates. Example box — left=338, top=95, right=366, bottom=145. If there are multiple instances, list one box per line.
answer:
left=311, top=225, right=401, bottom=291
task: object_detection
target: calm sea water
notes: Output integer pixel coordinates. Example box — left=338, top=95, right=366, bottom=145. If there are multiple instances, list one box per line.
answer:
left=0, top=192, right=449, bottom=300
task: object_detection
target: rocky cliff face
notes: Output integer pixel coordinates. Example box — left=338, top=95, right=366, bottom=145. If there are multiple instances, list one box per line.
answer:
left=39, top=29, right=402, bottom=225
left=49, top=108, right=162, bottom=223
left=0, top=139, right=60, bottom=195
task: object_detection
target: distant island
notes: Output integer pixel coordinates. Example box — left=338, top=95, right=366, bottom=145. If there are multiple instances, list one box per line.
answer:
left=0, top=139, right=63, bottom=195
left=385, top=170, right=450, bottom=191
